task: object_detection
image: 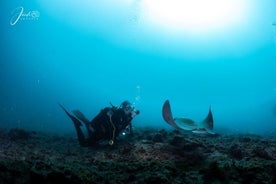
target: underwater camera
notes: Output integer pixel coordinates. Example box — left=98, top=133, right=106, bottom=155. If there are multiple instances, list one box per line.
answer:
left=133, top=109, right=140, bottom=115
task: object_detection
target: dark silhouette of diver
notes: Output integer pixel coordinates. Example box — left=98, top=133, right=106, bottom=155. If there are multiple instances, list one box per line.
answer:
left=59, top=101, right=140, bottom=146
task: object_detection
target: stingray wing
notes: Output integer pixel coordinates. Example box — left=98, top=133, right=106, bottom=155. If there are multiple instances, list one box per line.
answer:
left=162, top=100, right=180, bottom=130
left=199, top=107, right=215, bottom=134
left=174, top=118, right=197, bottom=131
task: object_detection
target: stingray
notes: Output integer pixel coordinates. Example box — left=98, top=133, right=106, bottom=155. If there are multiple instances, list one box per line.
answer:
left=162, top=100, right=215, bottom=134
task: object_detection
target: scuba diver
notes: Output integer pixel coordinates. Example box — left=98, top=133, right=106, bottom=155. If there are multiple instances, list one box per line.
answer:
left=59, top=101, right=140, bottom=146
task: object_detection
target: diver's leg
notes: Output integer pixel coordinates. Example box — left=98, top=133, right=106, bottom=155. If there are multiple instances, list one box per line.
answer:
left=59, top=104, right=87, bottom=146
left=72, top=110, right=90, bottom=124
left=72, top=110, right=94, bottom=137
left=87, top=131, right=104, bottom=146
left=71, top=118, right=87, bottom=146
left=85, top=125, right=94, bottom=138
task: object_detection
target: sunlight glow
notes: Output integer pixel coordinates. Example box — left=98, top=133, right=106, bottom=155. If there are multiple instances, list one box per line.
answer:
left=141, top=0, right=246, bottom=34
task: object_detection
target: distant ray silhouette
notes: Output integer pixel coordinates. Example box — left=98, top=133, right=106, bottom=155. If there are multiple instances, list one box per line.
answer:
left=162, top=100, right=215, bottom=134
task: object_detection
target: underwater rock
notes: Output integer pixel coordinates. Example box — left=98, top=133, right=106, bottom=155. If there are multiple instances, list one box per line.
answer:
left=152, top=133, right=163, bottom=143
left=181, top=140, right=202, bottom=151
left=229, top=144, right=244, bottom=160
left=30, top=164, right=81, bottom=184
left=199, top=161, right=229, bottom=183
left=8, top=128, right=31, bottom=141
left=144, top=174, right=169, bottom=183
left=239, top=136, right=252, bottom=143
left=158, top=129, right=168, bottom=138
left=0, top=127, right=276, bottom=183
left=0, top=129, right=8, bottom=139
left=252, top=146, right=273, bottom=160
left=118, top=143, right=135, bottom=155
left=169, top=135, right=184, bottom=146
left=145, top=135, right=153, bottom=141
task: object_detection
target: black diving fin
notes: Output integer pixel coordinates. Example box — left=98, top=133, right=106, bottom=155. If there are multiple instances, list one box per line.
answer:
left=58, top=103, right=82, bottom=127
left=59, top=103, right=87, bottom=145
left=72, top=110, right=90, bottom=125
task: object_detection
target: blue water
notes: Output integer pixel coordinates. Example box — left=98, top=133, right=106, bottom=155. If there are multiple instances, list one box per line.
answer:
left=1, top=0, right=276, bottom=135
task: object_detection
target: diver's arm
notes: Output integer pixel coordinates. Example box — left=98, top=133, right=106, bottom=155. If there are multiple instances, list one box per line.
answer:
left=131, top=109, right=140, bottom=118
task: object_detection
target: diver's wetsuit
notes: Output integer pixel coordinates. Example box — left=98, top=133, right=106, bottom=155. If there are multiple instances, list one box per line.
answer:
left=60, top=104, right=133, bottom=146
